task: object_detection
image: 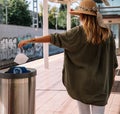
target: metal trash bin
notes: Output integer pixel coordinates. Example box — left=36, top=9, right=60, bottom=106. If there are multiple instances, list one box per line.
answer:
left=0, top=68, right=36, bottom=114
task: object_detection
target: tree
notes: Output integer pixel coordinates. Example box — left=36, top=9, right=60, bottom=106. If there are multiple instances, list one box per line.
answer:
left=57, top=4, right=67, bottom=29
left=48, top=6, right=58, bottom=29
left=59, top=4, right=67, bottom=11
left=5, top=0, right=32, bottom=26
left=0, top=4, right=3, bottom=23
left=38, top=3, right=79, bottom=29
left=38, top=3, right=43, bottom=28
left=57, top=10, right=67, bottom=30
left=71, top=16, right=80, bottom=28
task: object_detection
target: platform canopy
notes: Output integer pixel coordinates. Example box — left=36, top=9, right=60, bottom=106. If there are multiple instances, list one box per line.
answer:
left=43, top=0, right=78, bottom=69
left=49, top=0, right=77, bottom=4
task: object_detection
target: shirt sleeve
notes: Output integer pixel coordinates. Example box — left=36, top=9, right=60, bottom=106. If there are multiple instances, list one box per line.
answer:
left=50, top=26, right=81, bottom=49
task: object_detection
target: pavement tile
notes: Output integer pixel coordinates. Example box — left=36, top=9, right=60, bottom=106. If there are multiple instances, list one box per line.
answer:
left=22, top=53, right=120, bottom=114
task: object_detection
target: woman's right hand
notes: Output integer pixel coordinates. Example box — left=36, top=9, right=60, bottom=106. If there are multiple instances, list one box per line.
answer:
left=18, top=40, right=29, bottom=48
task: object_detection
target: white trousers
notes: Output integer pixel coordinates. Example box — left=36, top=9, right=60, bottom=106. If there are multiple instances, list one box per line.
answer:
left=77, top=101, right=105, bottom=114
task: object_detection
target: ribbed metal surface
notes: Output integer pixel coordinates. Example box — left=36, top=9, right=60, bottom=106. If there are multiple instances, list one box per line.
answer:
left=0, top=68, right=36, bottom=114
left=0, top=68, right=36, bottom=79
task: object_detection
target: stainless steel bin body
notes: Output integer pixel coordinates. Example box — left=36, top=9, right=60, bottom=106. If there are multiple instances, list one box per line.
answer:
left=0, top=68, right=36, bottom=114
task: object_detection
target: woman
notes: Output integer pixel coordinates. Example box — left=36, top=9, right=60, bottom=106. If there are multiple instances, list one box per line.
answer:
left=18, top=0, right=118, bottom=114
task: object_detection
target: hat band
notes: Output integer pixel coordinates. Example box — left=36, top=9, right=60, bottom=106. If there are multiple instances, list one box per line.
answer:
left=79, top=6, right=107, bottom=28
left=79, top=6, right=97, bottom=14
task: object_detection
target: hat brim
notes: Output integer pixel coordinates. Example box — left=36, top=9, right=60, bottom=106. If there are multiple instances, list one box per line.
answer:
left=69, top=10, right=96, bottom=16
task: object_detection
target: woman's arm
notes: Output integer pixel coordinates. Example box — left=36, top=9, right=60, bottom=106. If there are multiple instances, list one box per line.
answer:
left=18, top=35, right=51, bottom=48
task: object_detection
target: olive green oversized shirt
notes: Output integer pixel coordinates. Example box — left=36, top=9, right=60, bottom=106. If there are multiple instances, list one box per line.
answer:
left=50, top=26, right=118, bottom=106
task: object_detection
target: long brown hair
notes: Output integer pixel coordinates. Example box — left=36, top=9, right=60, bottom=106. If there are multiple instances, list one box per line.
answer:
left=80, top=14, right=111, bottom=44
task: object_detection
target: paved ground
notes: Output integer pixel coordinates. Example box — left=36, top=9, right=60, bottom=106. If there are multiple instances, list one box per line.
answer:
left=22, top=53, right=120, bottom=114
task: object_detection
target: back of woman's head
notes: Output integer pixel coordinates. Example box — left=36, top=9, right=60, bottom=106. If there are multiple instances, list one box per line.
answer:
left=70, top=0, right=111, bottom=44
left=80, top=14, right=111, bottom=44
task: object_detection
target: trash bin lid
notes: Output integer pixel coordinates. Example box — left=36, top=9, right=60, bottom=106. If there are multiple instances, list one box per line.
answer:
left=0, top=68, right=36, bottom=79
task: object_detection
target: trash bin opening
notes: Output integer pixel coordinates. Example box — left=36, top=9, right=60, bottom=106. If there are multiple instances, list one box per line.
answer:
left=5, top=66, right=30, bottom=74
left=0, top=67, right=36, bottom=79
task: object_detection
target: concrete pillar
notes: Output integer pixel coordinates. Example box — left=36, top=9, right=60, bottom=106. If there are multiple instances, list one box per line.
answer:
left=43, top=0, right=49, bottom=69
left=67, top=2, right=71, bottom=30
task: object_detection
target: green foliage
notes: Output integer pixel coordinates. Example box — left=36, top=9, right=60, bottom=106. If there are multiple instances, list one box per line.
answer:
left=48, top=5, right=67, bottom=29
left=57, top=11, right=67, bottom=29
left=4, top=0, right=32, bottom=26
left=38, top=3, right=79, bottom=29
left=59, top=4, right=67, bottom=11
left=48, top=6, right=58, bottom=29
left=71, top=16, right=80, bottom=28
left=48, top=13, right=56, bottom=29
left=0, top=4, right=3, bottom=23
left=38, top=3, right=43, bottom=28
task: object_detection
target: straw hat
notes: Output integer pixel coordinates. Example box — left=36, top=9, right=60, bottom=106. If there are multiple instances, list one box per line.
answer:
left=70, top=0, right=108, bottom=28
left=70, top=0, right=97, bottom=16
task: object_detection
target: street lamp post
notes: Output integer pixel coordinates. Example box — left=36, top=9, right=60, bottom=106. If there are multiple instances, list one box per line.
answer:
left=55, top=12, right=58, bottom=30
left=4, top=0, right=9, bottom=24
left=5, top=5, right=8, bottom=24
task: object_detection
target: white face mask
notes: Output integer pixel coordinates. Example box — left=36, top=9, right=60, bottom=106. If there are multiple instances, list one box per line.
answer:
left=14, top=53, right=28, bottom=65
left=14, top=48, right=29, bottom=65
